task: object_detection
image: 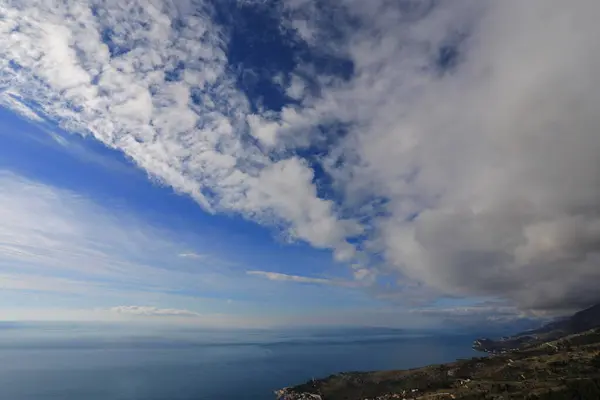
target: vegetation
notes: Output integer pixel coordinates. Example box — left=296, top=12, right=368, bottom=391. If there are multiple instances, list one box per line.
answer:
left=277, top=328, right=600, bottom=400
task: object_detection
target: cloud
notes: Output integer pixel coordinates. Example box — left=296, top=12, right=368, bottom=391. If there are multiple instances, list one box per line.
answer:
left=0, top=172, right=374, bottom=327
left=0, top=0, right=358, bottom=262
left=0, top=172, right=237, bottom=303
left=274, top=0, right=600, bottom=312
left=178, top=252, right=207, bottom=260
left=0, top=92, right=43, bottom=122
left=247, top=270, right=349, bottom=286
left=410, top=303, right=546, bottom=331
left=2, top=0, right=600, bottom=313
left=109, top=305, right=200, bottom=317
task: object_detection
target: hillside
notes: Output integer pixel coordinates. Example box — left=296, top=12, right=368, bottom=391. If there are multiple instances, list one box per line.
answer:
left=474, top=303, right=600, bottom=354
left=277, top=305, right=600, bottom=400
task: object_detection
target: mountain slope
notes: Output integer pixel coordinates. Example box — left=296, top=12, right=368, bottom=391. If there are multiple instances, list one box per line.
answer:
left=474, top=303, right=600, bottom=353
left=277, top=304, right=600, bottom=400
left=277, top=328, right=600, bottom=400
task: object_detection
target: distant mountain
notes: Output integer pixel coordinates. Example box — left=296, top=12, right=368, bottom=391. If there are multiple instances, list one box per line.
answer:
left=473, top=303, right=600, bottom=353
left=536, top=303, right=600, bottom=334
left=278, top=304, right=600, bottom=400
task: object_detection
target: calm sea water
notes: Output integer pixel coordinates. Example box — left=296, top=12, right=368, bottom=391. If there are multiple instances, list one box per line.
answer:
left=0, top=325, right=478, bottom=400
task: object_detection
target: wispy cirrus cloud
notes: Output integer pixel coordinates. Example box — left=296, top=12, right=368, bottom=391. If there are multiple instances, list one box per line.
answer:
left=0, top=172, right=372, bottom=326
left=0, top=171, right=236, bottom=304
left=0, top=92, right=43, bottom=122
left=247, top=270, right=353, bottom=287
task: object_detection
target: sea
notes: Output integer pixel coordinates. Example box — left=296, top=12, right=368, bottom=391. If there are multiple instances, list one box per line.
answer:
left=0, top=324, right=482, bottom=400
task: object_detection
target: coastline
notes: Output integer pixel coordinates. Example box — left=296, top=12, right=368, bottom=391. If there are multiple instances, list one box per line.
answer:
left=276, top=328, right=600, bottom=400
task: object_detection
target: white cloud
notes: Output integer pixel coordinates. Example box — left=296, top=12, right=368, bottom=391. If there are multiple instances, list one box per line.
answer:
left=285, top=74, right=307, bottom=100
left=0, top=172, right=377, bottom=327
left=268, top=0, right=600, bottom=312
left=246, top=114, right=281, bottom=147
left=247, top=270, right=350, bottom=286
left=178, top=252, right=207, bottom=260
left=0, top=92, right=43, bottom=121
left=0, top=273, right=98, bottom=294
left=410, top=303, right=548, bottom=329
left=0, top=172, right=236, bottom=303
left=0, top=307, right=274, bottom=328
left=0, top=0, right=358, bottom=262
left=109, top=305, right=200, bottom=317
left=243, top=157, right=362, bottom=258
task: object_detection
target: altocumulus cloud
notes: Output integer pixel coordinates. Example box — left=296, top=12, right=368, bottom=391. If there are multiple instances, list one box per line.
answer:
left=0, top=0, right=360, bottom=263
left=1, top=0, right=600, bottom=313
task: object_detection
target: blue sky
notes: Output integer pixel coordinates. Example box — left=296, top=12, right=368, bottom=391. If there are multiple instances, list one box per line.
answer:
left=0, top=0, right=597, bottom=328
left=0, top=106, right=389, bottom=327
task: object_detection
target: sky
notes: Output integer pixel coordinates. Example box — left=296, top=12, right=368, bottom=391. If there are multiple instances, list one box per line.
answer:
left=0, top=0, right=598, bottom=329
